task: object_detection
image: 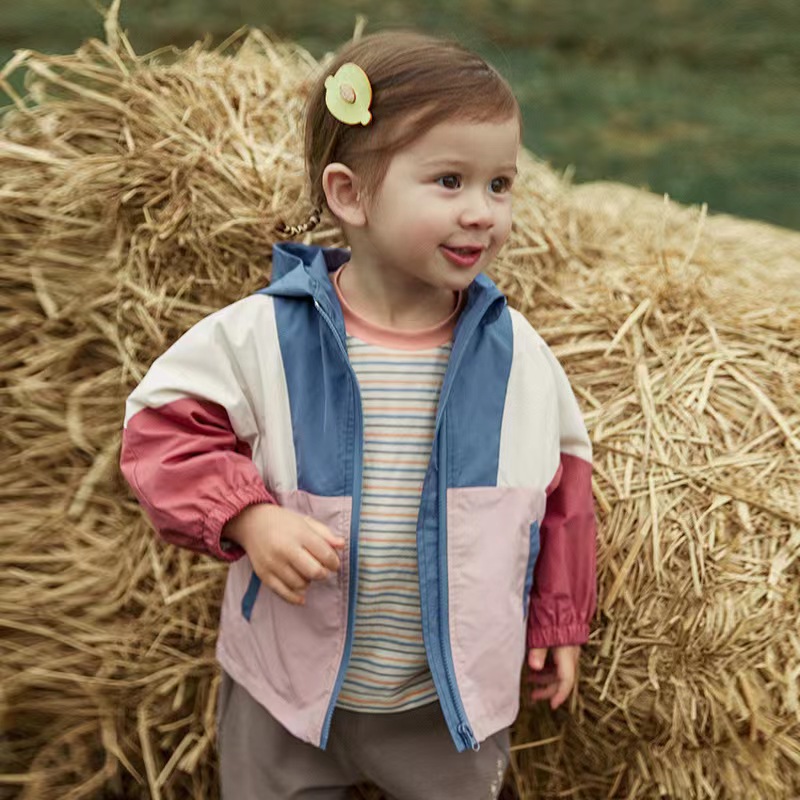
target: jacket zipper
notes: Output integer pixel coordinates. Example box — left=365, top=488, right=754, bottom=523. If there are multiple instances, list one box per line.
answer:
left=437, top=421, right=480, bottom=751
left=428, top=300, right=497, bottom=753
left=313, top=298, right=364, bottom=751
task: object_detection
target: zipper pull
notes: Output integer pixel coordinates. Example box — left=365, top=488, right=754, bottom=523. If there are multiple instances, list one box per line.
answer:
left=457, top=722, right=480, bottom=751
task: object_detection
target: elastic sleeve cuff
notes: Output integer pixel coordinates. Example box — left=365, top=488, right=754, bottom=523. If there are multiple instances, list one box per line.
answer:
left=203, top=482, right=276, bottom=562
left=527, top=622, right=590, bottom=649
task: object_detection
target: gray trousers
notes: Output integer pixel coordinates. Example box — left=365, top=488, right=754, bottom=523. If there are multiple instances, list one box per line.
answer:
left=217, top=670, right=511, bottom=800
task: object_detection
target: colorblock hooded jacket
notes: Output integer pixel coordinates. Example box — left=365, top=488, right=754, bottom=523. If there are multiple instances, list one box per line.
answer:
left=120, top=242, right=597, bottom=753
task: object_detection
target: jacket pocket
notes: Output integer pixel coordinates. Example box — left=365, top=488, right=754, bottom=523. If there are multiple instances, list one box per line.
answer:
left=241, top=570, right=262, bottom=622
left=522, top=521, right=540, bottom=616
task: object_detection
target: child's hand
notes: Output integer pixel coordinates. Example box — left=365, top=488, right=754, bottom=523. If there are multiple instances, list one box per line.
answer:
left=223, top=504, right=346, bottom=606
left=526, top=645, right=580, bottom=709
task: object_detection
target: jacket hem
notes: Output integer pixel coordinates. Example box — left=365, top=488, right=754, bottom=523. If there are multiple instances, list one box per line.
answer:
left=216, top=638, right=325, bottom=748
left=469, top=695, right=519, bottom=744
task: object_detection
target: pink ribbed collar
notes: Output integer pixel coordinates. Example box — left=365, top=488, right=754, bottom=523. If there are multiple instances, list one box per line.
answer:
left=331, top=265, right=463, bottom=350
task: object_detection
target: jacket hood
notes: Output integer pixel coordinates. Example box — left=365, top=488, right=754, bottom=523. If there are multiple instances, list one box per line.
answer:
left=270, top=242, right=349, bottom=287
left=266, top=241, right=506, bottom=323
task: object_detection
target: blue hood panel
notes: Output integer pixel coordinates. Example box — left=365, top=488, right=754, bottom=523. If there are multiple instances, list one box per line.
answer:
left=269, top=242, right=351, bottom=288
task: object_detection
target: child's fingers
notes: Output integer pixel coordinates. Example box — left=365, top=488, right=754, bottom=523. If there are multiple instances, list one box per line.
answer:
left=549, top=678, right=573, bottom=709
left=530, top=677, right=572, bottom=707
left=301, top=521, right=346, bottom=571
left=278, top=563, right=312, bottom=592
left=528, top=647, right=548, bottom=670
left=265, top=573, right=307, bottom=606
left=304, top=516, right=346, bottom=547
left=549, top=649, right=577, bottom=709
left=291, top=546, right=333, bottom=582
left=527, top=671, right=556, bottom=685
left=555, top=649, right=577, bottom=685
left=526, top=663, right=556, bottom=678
left=530, top=683, right=558, bottom=702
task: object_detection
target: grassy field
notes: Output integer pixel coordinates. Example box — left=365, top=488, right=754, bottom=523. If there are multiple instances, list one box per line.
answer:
left=2, top=0, right=798, bottom=229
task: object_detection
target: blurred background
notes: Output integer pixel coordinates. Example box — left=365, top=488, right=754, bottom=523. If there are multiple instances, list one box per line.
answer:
left=2, top=0, right=798, bottom=230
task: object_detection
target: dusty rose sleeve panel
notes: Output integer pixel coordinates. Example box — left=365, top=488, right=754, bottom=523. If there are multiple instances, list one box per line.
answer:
left=121, top=397, right=275, bottom=562
left=527, top=343, right=597, bottom=649
left=527, top=453, right=597, bottom=648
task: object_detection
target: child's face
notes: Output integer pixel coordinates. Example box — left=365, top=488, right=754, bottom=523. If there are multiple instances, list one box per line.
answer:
left=359, top=116, right=520, bottom=294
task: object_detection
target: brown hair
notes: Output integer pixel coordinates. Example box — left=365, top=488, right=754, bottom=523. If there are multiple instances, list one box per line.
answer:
left=292, top=30, right=521, bottom=234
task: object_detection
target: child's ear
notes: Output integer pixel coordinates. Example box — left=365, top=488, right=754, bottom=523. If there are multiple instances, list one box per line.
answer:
left=321, top=163, right=366, bottom=227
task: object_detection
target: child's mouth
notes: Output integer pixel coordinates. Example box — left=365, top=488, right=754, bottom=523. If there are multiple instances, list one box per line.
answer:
left=440, top=246, right=483, bottom=268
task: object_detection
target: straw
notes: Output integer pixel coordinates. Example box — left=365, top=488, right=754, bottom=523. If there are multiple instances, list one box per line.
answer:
left=2, top=7, right=798, bottom=799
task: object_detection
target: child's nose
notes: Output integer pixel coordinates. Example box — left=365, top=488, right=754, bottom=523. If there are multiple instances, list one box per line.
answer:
left=459, top=189, right=493, bottom=228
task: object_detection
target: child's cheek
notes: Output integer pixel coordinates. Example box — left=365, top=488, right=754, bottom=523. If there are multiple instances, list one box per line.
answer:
left=413, top=212, right=448, bottom=242
left=497, top=207, right=514, bottom=244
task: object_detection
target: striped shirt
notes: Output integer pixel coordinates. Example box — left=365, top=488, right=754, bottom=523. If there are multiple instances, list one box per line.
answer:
left=332, top=266, right=462, bottom=713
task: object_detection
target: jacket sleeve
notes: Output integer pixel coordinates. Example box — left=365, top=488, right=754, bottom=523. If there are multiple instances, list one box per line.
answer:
left=527, top=344, right=597, bottom=649
left=120, top=299, right=276, bottom=562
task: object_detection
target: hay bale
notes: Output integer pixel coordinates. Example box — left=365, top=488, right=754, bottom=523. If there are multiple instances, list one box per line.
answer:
left=1, top=10, right=798, bottom=800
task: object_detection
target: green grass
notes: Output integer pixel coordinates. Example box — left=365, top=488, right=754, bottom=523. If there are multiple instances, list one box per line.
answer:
left=2, top=0, right=798, bottom=229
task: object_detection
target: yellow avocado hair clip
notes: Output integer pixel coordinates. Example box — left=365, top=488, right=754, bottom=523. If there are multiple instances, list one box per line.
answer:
left=324, top=63, right=373, bottom=126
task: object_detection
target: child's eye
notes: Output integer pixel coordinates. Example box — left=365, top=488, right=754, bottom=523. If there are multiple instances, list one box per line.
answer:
left=436, top=175, right=462, bottom=190
left=490, top=176, right=513, bottom=194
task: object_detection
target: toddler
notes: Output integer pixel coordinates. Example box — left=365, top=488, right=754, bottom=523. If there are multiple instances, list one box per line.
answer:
left=120, top=29, right=597, bottom=800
